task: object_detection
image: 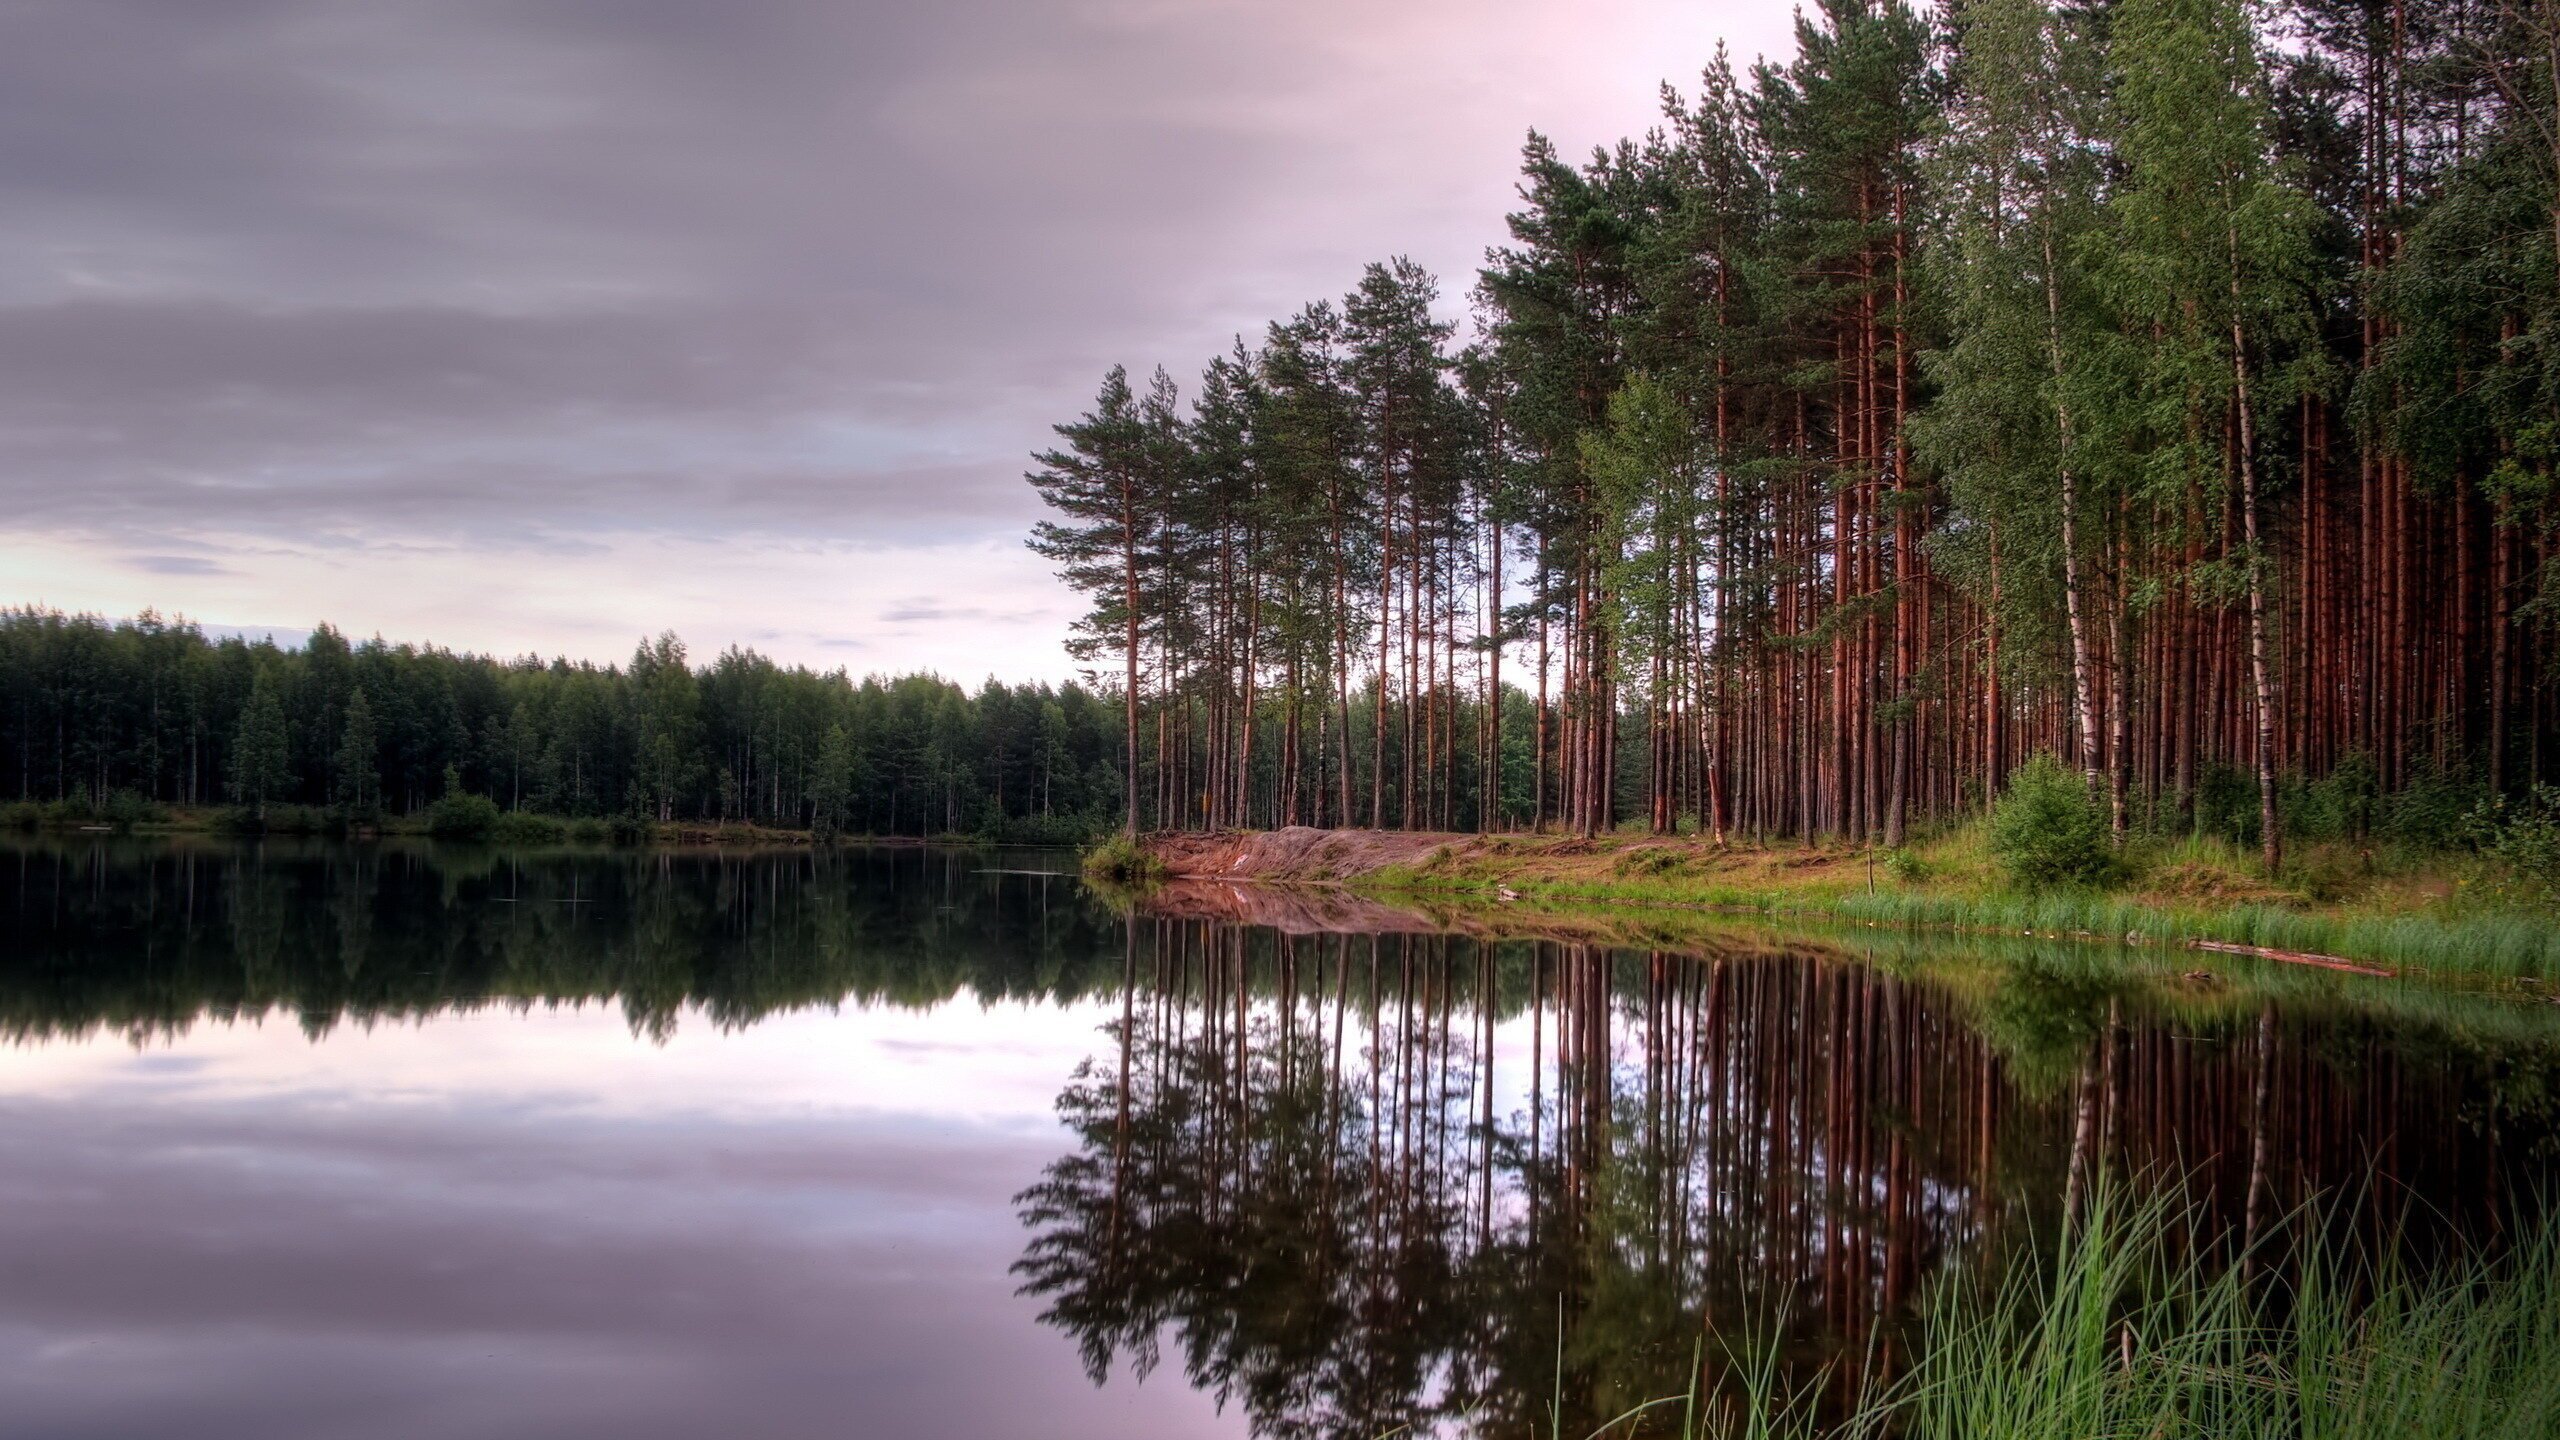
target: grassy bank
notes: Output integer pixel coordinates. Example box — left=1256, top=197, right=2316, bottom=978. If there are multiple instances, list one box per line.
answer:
left=1240, top=824, right=2560, bottom=984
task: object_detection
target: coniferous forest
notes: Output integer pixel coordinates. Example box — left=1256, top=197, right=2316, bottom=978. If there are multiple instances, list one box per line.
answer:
left=1028, top=0, right=2560, bottom=865
left=0, top=608, right=1129, bottom=838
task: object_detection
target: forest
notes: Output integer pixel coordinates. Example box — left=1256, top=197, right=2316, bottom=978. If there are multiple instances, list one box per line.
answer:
left=1027, top=0, right=2560, bottom=868
left=0, top=607, right=1131, bottom=839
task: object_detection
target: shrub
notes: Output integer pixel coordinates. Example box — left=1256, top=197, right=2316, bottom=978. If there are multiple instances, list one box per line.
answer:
left=426, top=791, right=502, bottom=841
left=607, top=813, right=653, bottom=847
left=1884, top=846, right=1929, bottom=884
left=208, top=802, right=335, bottom=836
left=1989, top=753, right=2116, bottom=890
left=259, top=803, right=336, bottom=835
left=2306, top=749, right=2378, bottom=839
left=2193, top=760, right=2260, bottom=847
left=1, top=800, right=41, bottom=831
left=490, top=810, right=566, bottom=845
left=100, top=789, right=165, bottom=830
left=567, top=817, right=609, bottom=844
left=2381, top=762, right=2490, bottom=850
left=1081, top=833, right=1167, bottom=888
left=2468, top=786, right=2560, bottom=913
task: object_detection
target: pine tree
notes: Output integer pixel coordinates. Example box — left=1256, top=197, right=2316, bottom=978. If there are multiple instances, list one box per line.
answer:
left=334, top=686, right=380, bottom=815
left=227, top=674, right=290, bottom=816
left=1028, top=367, right=1153, bottom=832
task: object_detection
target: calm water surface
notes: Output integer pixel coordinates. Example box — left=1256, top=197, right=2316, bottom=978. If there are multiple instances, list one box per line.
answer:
left=4, top=838, right=2557, bottom=1439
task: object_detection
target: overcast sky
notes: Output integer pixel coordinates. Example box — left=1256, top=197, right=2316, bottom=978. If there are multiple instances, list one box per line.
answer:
left=3, top=0, right=1800, bottom=681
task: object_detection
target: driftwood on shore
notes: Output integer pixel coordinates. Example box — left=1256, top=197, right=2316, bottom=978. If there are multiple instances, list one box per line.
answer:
left=2186, top=939, right=2395, bottom=978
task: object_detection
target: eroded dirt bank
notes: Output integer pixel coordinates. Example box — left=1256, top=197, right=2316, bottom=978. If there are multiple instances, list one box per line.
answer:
left=1141, top=826, right=1801, bottom=890
left=1141, top=826, right=1482, bottom=883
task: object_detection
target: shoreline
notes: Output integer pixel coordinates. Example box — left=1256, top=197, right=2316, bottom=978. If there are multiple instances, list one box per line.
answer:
left=1129, top=825, right=2560, bottom=989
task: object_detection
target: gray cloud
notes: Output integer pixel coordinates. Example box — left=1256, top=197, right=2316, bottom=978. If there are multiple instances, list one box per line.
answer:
left=0, top=0, right=1793, bottom=663
left=123, top=553, right=235, bottom=576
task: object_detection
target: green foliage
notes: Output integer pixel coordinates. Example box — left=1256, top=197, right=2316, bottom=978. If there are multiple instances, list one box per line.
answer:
left=1989, top=754, right=2116, bottom=890
left=2381, top=763, right=2492, bottom=851
left=213, top=802, right=336, bottom=837
left=2193, top=761, right=2261, bottom=848
left=2469, top=786, right=2560, bottom=914
left=1883, top=846, right=1929, bottom=885
left=2282, top=749, right=2379, bottom=842
left=426, top=789, right=502, bottom=841
left=1079, top=833, right=1167, bottom=889
left=225, top=675, right=290, bottom=811
left=334, top=686, right=381, bottom=816
left=490, top=811, right=566, bottom=845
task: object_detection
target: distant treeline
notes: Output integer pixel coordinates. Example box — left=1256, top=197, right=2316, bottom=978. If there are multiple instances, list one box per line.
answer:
left=0, top=607, right=1139, bottom=838
left=1027, top=0, right=2560, bottom=866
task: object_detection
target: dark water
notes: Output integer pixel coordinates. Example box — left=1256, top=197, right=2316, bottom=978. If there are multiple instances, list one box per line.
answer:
left=3, top=838, right=2557, bottom=1439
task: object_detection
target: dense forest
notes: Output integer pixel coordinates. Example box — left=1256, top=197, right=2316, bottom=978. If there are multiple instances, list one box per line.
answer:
left=0, top=607, right=1131, bottom=838
left=1027, top=0, right=2560, bottom=865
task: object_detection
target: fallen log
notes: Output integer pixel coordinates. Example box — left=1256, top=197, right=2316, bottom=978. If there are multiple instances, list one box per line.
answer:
left=2186, top=939, right=2395, bottom=979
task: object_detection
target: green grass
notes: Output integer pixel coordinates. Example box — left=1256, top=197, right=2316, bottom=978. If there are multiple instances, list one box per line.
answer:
left=1356, top=824, right=2560, bottom=984
left=1641, top=1185, right=2560, bottom=1439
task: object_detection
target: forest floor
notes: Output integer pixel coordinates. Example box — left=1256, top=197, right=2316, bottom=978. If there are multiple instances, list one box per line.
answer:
left=1135, top=824, right=2560, bottom=988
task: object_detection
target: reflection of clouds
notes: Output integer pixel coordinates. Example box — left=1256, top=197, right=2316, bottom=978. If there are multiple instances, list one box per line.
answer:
left=3, top=995, right=1110, bottom=1123
left=0, top=998, right=1230, bottom=1439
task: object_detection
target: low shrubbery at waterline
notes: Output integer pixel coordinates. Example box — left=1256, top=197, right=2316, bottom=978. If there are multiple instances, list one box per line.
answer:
left=1080, top=833, right=1169, bottom=888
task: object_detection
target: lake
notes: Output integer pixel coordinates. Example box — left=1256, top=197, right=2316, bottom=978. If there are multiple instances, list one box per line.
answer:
left=3, top=838, right=2555, bottom=1438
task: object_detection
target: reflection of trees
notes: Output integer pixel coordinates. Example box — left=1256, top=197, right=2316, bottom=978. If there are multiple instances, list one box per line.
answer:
left=1016, top=930, right=1483, bottom=1440
left=0, top=837, right=1123, bottom=1041
left=1016, top=920, right=2560, bottom=1438
left=9, top=836, right=2557, bottom=1434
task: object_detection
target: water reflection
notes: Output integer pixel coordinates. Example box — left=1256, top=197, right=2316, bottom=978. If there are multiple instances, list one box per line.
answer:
left=3, top=836, right=1119, bottom=1040
left=3, top=837, right=2557, bottom=1438
left=1015, top=916, right=2560, bottom=1437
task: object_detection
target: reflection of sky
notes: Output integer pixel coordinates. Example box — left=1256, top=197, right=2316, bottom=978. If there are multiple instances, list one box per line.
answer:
left=0, top=995, right=1241, bottom=1440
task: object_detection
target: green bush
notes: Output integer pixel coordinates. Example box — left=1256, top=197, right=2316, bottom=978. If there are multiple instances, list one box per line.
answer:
left=209, top=802, right=336, bottom=836
left=426, top=791, right=502, bottom=841
left=490, top=810, right=566, bottom=844
left=260, top=804, right=336, bottom=835
left=567, top=817, right=610, bottom=844
left=2381, top=761, right=2489, bottom=850
left=2278, top=754, right=2382, bottom=843
left=1884, top=846, right=1929, bottom=884
left=607, top=813, right=653, bottom=847
left=1081, top=833, right=1167, bottom=888
left=99, top=788, right=165, bottom=830
left=2193, top=760, right=2260, bottom=847
left=2468, top=785, right=2560, bottom=913
left=1989, top=753, right=2116, bottom=890
left=0, top=800, right=38, bottom=831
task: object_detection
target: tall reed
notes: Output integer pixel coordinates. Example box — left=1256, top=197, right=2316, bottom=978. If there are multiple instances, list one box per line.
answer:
left=1647, top=1185, right=2560, bottom=1440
